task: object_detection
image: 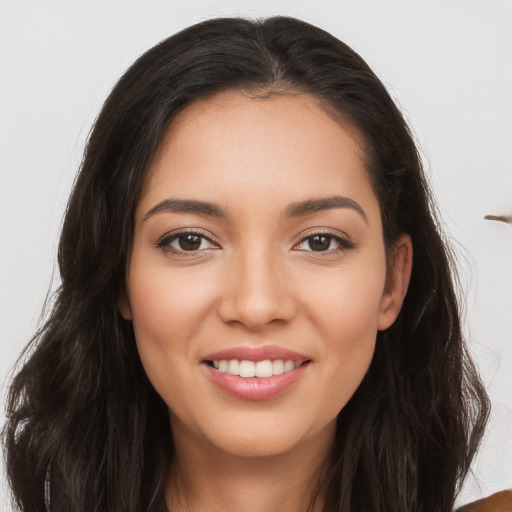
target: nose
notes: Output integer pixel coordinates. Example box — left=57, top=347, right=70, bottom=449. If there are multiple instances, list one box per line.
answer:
left=217, top=247, right=297, bottom=331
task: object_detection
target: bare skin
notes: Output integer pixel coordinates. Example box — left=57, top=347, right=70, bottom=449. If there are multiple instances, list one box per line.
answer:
left=167, top=413, right=332, bottom=512
left=120, top=91, right=412, bottom=511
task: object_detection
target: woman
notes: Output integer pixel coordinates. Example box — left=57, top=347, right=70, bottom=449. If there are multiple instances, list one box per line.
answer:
left=2, top=16, right=491, bottom=512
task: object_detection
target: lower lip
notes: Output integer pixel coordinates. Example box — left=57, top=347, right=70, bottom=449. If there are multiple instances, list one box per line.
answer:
left=204, top=362, right=310, bottom=401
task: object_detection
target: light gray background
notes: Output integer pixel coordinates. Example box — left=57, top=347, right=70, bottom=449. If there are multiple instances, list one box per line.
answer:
left=1, top=1, right=511, bottom=509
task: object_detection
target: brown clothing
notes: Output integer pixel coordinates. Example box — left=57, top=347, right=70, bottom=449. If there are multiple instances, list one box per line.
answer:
left=457, top=490, right=512, bottom=511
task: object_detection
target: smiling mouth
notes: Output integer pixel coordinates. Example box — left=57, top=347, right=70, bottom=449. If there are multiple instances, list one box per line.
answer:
left=206, top=359, right=310, bottom=378
left=203, top=348, right=311, bottom=400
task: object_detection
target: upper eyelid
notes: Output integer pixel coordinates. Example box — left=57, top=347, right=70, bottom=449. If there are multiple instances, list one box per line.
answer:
left=155, top=227, right=353, bottom=250
left=157, top=228, right=217, bottom=244
left=156, top=230, right=221, bottom=256
left=295, top=227, right=352, bottom=242
left=293, top=229, right=356, bottom=253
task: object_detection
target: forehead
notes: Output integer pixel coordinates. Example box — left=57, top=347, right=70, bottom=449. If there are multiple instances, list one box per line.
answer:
left=139, top=91, right=377, bottom=220
left=152, top=90, right=366, bottom=164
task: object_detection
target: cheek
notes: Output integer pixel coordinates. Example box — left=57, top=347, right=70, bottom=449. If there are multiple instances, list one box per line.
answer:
left=128, top=261, right=214, bottom=341
left=126, top=260, right=218, bottom=393
left=297, top=259, right=386, bottom=408
left=302, top=261, right=386, bottom=346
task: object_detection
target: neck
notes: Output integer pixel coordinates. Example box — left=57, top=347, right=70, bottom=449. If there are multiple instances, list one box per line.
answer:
left=165, top=421, right=334, bottom=512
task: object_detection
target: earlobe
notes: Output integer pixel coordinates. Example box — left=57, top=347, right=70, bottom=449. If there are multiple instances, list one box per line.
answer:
left=377, top=234, right=413, bottom=331
left=118, top=287, right=133, bottom=321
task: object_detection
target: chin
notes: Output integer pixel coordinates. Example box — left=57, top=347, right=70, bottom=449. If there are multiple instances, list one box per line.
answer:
left=213, top=432, right=301, bottom=459
left=184, top=408, right=337, bottom=460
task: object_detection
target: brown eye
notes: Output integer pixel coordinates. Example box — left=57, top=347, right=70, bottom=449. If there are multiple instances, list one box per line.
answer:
left=308, top=235, right=331, bottom=251
left=294, top=232, right=355, bottom=254
left=157, top=231, right=217, bottom=254
left=177, top=234, right=203, bottom=251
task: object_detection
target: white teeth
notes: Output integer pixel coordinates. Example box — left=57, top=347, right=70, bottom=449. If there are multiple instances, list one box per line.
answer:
left=284, top=360, right=295, bottom=372
left=239, top=360, right=256, bottom=377
left=227, top=359, right=240, bottom=376
left=212, top=358, right=303, bottom=378
left=255, top=360, right=273, bottom=378
left=272, top=360, right=284, bottom=375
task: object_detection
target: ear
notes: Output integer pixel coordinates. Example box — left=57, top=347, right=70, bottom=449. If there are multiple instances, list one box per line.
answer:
left=118, top=285, right=132, bottom=321
left=377, top=234, right=413, bottom=331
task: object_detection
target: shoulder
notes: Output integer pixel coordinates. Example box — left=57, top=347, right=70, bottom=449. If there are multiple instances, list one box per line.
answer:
left=456, top=490, right=512, bottom=512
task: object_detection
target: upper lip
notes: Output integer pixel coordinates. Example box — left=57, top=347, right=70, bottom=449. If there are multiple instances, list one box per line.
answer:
left=202, top=345, right=310, bottom=363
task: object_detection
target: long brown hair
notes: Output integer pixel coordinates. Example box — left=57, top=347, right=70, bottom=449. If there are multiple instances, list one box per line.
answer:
left=3, top=16, right=489, bottom=512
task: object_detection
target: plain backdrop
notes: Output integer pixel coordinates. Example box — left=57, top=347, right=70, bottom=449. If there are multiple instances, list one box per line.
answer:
left=1, top=0, right=511, bottom=509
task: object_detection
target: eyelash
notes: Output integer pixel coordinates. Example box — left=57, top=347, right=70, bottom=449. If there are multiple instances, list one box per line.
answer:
left=156, top=229, right=218, bottom=255
left=293, top=230, right=355, bottom=254
left=156, top=229, right=355, bottom=256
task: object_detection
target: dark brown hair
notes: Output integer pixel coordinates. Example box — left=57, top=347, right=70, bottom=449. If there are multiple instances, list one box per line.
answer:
left=3, top=16, right=489, bottom=512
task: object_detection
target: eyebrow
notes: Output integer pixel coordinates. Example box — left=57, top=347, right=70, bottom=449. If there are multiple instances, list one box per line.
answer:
left=143, top=195, right=367, bottom=223
left=284, top=196, right=367, bottom=223
left=143, top=198, right=226, bottom=221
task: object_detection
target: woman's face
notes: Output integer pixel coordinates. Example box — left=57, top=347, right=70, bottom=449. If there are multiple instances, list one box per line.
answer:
left=121, top=91, right=411, bottom=459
